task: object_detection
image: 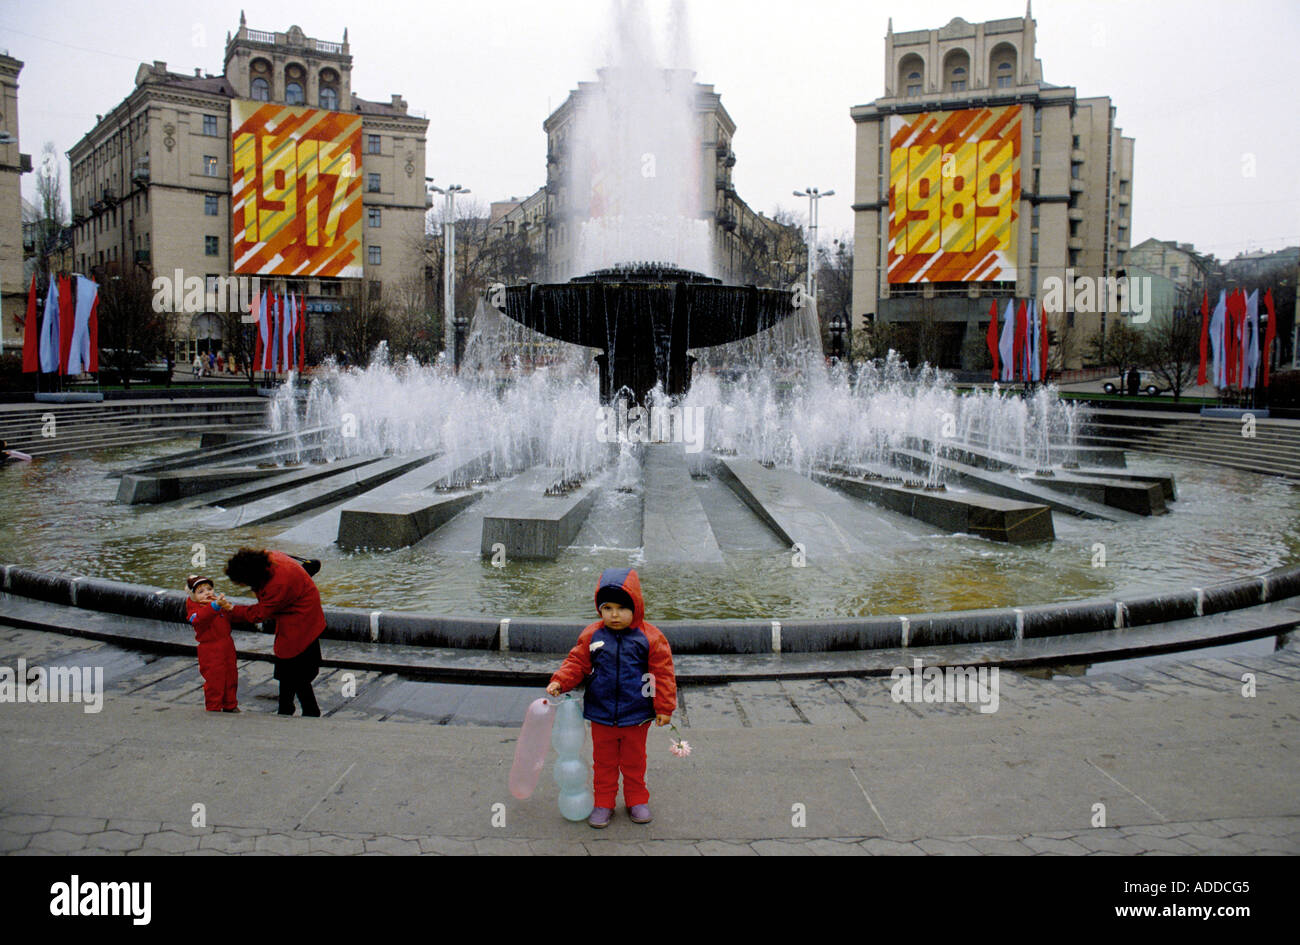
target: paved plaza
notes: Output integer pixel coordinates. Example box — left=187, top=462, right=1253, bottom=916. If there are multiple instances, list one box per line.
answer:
left=2, top=622, right=1297, bottom=855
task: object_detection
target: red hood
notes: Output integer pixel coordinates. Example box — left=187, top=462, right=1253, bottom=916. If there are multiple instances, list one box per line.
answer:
left=593, top=567, right=645, bottom=628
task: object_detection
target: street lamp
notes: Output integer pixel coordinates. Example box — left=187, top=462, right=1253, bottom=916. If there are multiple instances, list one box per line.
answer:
left=793, top=186, right=834, bottom=300
left=430, top=182, right=471, bottom=366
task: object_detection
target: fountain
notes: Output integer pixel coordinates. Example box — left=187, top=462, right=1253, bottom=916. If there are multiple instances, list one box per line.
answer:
left=2, top=1, right=1297, bottom=663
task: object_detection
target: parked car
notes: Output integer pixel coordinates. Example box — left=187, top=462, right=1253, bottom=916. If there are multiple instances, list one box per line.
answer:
left=1102, top=375, right=1168, bottom=396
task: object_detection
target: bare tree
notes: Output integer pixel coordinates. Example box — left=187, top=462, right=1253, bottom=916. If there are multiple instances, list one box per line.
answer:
left=385, top=272, right=438, bottom=363
left=326, top=280, right=389, bottom=367
left=816, top=235, right=853, bottom=358
left=96, top=261, right=166, bottom=389
left=1141, top=309, right=1200, bottom=401
left=1088, top=320, right=1145, bottom=392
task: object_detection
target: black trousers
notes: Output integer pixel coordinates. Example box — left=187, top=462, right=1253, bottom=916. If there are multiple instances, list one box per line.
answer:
left=273, top=638, right=321, bottom=716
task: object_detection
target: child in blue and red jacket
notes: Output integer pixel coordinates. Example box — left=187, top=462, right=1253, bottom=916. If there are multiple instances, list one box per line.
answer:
left=547, top=567, right=676, bottom=828
left=184, top=574, right=239, bottom=713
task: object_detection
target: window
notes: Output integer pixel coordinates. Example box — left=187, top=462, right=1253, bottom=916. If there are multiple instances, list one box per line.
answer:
left=368, top=134, right=381, bottom=155
left=1033, top=111, right=1042, bottom=133
left=319, top=87, right=338, bottom=110
left=1072, top=135, right=1081, bottom=149
left=204, top=155, right=218, bottom=177
left=206, top=274, right=219, bottom=294
left=368, top=207, right=382, bottom=228
left=996, top=61, right=1012, bottom=88
left=368, top=245, right=382, bottom=265
left=205, top=194, right=219, bottom=216
left=286, top=82, right=304, bottom=106
left=203, top=114, right=218, bottom=136
left=1071, top=163, right=1081, bottom=179
left=251, top=78, right=270, bottom=101
left=950, top=67, right=966, bottom=93
left=367, top=173, right=381, bottom=193
left=369, top=280, right=382, bottom=300
left=1070, top=220, right=1080, bottom=237
left=997, top=75, right=1012, bottom=88
left=906, top=70, right=922, bottom=97
left=1170, top=266, right=1180, bottom=278
left=205, top=236, right=219, bottom=256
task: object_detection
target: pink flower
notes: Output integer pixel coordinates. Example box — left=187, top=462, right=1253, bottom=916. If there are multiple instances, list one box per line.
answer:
left=670, top=738, right=692, bottom=757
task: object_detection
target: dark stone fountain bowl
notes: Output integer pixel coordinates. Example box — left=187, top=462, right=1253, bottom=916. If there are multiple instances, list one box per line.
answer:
left=496, top=262, right=800, bottom=403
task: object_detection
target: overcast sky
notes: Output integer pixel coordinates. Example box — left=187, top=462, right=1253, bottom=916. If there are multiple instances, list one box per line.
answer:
left=6, top=0, right=1298, bottom=261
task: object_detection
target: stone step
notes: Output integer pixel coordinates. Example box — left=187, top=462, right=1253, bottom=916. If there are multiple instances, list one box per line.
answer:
left=205, top=451, right=442, bottom=528
left=479, top=467, right=601, bottom=561
left=1023, top=473, right=1166, bottom=516
left=641, top=443, right=724, bottom=566
left=815, top=470, right=1055, bottom=543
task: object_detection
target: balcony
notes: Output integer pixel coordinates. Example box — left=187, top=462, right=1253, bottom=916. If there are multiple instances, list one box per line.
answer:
left=1067, top=207, right=1085, bottom=221
left=131, top=165, right=150, bottom=183
left=1069, top=179, right=1085, bottom=193
left=1070, top=149, right=1086, bottom=163
left=1118, top=193, right=1130, bottom=205
left=135, top=249, right=151, bottom=265
left=1068, top=236, right=1084, bottom=251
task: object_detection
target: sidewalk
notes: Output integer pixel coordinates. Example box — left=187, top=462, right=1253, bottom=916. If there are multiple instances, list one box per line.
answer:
left=2, top=624, right=1298, bottom=854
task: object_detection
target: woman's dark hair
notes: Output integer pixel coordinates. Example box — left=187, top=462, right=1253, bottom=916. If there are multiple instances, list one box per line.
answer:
left=225, top=548, right=273, bottom=590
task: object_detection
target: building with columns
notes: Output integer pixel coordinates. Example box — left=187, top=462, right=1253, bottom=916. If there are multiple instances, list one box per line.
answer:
left=850, top=5, right=1134, bottom=369
left=66, top=17, right=429, bottom=365
left=0, top=52, right=31, bottom=358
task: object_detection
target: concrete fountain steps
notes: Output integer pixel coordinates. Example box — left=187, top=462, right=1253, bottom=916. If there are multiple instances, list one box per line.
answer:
left=640, top=444, right=724, bottom=566
left=813, top=468, right=1055, bottom=543
left=955, top=436, right=1128, bottom=470
left=712, top=457, right=899, bottom=558
left=480, top=467, right=601, bottom=560
left=1023, top=473, right=1168, bottom=516
left=186, top=455, right=383, bottom=509
left=116, top=425, right=333, bottom=477
left=0, top=402, right=266, bottom=457
left=1080, top=413, right=1300, bottom=482
left=896, top=437, right=1174, bottom=515
left=889, top=448, right=1136, bottom=522
left=205, top=450, right=442, bottom=529
left=286, top=450, right=498, bottom=550
left=116, top=466, right=288, bottom=504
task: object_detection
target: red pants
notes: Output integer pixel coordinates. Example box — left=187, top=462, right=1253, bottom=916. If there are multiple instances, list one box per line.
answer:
left=591, top=721, right=650, bottom=808
left=197, top=639, right=238, bottom=711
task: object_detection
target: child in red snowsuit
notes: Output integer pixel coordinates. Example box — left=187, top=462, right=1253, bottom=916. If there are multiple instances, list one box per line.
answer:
left=547, top=568, right=676, bottom=828
left=184, top=574, right=239, bottom=713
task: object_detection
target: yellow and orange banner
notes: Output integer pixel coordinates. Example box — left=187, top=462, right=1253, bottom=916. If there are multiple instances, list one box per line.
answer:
left=231, top=100, right=363, bottom=278
left=887, top=105, right=1020, bottom=283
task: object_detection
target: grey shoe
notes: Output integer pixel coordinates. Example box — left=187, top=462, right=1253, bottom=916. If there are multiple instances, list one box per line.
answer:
left=628, top=804, right=653, bottom=824
left=588, top=807, right=614, bottom=828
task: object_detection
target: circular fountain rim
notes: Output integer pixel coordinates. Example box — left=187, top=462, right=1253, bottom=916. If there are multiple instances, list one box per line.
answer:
left=4, top=562, right=1296, bottom=659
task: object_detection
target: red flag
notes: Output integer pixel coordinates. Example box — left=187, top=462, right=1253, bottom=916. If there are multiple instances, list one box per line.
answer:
left=1224, top=291, right=1237, bottom=387
left=982, top=298, right=993, bottom=379
left=57, top=276, right=74, bottom=375
left=21, top=274, right=39, bottom=373
left=1262, top=289, right=1277, bottom=387
left=297, top=292, right=306, bottom=370
left=1014, top=300, right=1028, bottom=380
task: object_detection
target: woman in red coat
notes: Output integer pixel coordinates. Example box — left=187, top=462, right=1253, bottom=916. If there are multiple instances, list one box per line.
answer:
left=220, top=548, right=326, bottom=716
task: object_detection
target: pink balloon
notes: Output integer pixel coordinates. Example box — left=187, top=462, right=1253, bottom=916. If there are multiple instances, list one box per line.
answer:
left=509, top=696, right=558, bottom=800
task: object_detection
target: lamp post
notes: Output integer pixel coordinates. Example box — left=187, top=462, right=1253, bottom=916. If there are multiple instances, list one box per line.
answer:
left=430, top=182, right=470, bottom=366
left=793, top=186, right=834, bottom=300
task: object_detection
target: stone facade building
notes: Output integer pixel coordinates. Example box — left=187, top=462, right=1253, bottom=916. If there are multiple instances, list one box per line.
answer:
left=0, top=52, right=31, bottom=357
left=66, top=18, right=429, bottom=365
left=850, top=6, right=1134, bottom=369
